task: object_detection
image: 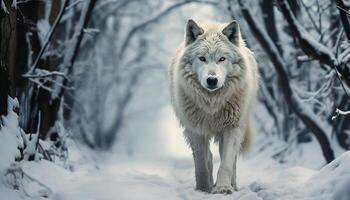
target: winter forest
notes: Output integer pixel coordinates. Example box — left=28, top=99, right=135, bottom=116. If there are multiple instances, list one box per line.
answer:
left=1, top=0, right=350, bottom=199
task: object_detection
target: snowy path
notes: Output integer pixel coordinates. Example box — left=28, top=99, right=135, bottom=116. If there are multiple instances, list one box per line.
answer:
left=14, top=151, right=350, bottom=200
left=21, top=156, right=263, bottom=200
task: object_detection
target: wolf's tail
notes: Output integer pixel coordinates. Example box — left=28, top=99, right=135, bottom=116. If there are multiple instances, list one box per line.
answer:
left=241, top=122, right=253, bottom=155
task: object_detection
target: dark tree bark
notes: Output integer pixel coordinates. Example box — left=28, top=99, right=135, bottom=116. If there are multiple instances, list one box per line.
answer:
left=16, top=1, right=45, bottom=135
left=260, top=0, right=283, bottom=54
left=237, top=0, right=335, bottom=163
left=336, top=0, right=350, bottom=40
left=0, top=18, right=8, bottom=116
left=0, top=0, right=17, bottom=117
left=0, top=66, right=9, bottom=117
left=36, top=0, right=67, bottom=139
left=286, top=0, right=300, bottom=16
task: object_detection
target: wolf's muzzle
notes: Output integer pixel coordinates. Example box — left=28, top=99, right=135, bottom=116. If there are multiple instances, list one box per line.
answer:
left=206, top=76, right=219, bottom=91
left=207, top=77, right=218, bottom=87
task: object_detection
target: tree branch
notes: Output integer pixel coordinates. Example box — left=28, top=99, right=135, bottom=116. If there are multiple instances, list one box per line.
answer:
left=52, top=0, right=97, bottom=100
left=332, top=108, right=350, bottom=120
left=237, top=0, right=335, bottom=163
left=26, top=0, right=70, bottom=74
left=64, top=0, right=97, bottom=75
left=22, top=69, right=66, bottom=79
left=277, top=0, right=350, bottom=88
left=118, top=0, right=217, bottom=59
left=336, top=0, right=350, bottom=40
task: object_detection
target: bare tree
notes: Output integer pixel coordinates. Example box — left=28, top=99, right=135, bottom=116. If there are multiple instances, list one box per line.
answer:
left=236, top=0, right=335, bottom=163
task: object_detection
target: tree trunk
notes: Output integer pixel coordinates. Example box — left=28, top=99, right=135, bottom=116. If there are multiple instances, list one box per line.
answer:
left=0, top=0, right=17, bottom=116
left=336, top=0, right=350, bottom=40
left=37, top=0, right=64, bottom=139
left=260, top=0, right=283, bottom=54
left=16, top=1, right=44, bottom=135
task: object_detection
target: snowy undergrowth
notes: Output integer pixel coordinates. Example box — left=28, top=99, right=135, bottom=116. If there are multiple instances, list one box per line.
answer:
left=0, top=98, right=68, bottom=199
left=0, top=98, right=24, bottom=199
left=0, top=98, right=22, bottom=171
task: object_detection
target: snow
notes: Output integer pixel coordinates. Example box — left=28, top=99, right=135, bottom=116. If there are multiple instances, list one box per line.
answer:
left=298, top=24, right=337, bottom=64
left=1, top=0, right=8, bottom=14
left=345, top=0, right=350, bottom=7
left=11, top=0, right=16, bottom=9
left=0, top=98, right=22, bottom=173
left=1, top=145, right=348, bottom=200
left=0, top=127, right=19, bottom=172
left=2, top=130, right=350, bottom=200
left=306, top=152, right=350, bottom=199
left=0, top=98, right=24, bottom=200
left=37, top=19, right=51, bottom=46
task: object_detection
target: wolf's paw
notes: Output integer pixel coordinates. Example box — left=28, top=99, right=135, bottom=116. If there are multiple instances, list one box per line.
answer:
left=211, top=185, right=234, bottom=194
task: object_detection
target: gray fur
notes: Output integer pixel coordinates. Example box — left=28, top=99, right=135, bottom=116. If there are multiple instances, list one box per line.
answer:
left=185, top=129, right=213, bottom=192
left=222, top=21, right=240, bottom=45
left=186, top=19, right=204, bottom=45
left=169, top=20, right=258, bottom=194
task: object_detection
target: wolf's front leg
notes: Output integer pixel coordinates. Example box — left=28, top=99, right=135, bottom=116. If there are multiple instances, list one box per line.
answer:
left=231, top=155, right=238, bottom=191
left=212, top=129, right=243, bottom=194
left=185, top=129, right=213, bottom=192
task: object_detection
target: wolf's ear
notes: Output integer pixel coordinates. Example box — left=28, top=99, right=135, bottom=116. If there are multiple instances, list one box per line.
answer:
left=222, top=21, right=240, bottom=45
left=185, top=19, right=204, bottom=45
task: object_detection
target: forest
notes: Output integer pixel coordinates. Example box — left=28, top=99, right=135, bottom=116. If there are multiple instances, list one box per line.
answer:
left=0, top=0, right=350, bottom=199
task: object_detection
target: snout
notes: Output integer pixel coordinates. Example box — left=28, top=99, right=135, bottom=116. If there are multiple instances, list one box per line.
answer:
left=202, top=75, right=223, bottom=92
left=206, top=76, right=218, bottom=90
left=198, top=66, right=226, bottom=92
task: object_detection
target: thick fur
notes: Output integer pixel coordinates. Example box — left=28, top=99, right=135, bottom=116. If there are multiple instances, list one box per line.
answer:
left=169, top=20, right=258, bottom=194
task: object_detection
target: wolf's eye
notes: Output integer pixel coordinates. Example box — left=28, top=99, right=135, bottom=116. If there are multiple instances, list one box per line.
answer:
left=219, top=57, right=226, bottom=62
left=198, top=57, right=206, bottom=62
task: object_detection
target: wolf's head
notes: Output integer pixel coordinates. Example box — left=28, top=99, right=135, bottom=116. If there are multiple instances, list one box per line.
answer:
left=182, top=19, right=245, bottom=93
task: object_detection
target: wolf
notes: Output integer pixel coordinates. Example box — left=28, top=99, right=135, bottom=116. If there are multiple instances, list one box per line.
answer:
left=169, top=19, right=258, bottom=194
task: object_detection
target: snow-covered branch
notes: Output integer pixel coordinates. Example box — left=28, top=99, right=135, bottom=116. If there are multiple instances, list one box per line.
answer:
left=277, top=0, right=350, bottom=88
left=26, top=0, right=70, bottom=74
left=22, top=69, right=66, bottom=79
left=50, top=0, right=97, bottom=100
left=238, top=0, right=335, bottom=163
left=332, top=108, right=350, bottom=120
left=1, top=0, right=9, bottom=14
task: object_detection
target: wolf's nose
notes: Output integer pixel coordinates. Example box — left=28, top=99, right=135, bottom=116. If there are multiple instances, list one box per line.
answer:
left=207, top=77, right=218, bottom=87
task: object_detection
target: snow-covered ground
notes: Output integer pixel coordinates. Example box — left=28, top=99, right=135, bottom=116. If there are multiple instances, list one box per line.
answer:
left=3, top=144, right=350, bottom=200
left=1, top=104, right=350, bottom=200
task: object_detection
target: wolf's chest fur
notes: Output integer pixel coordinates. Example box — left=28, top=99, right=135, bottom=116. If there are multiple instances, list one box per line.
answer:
left=178, top=89, right=242, bottom=135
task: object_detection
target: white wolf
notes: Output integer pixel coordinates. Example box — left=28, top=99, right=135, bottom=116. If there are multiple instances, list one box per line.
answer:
left=169, top=19, right=258, bottom=194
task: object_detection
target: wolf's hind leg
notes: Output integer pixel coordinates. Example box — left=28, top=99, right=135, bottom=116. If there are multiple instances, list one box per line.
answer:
left=185, top=129, right=213, bottom=192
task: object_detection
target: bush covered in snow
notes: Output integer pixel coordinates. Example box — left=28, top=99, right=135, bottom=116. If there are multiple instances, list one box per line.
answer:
left=0, top=98, right=23, bottom=174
